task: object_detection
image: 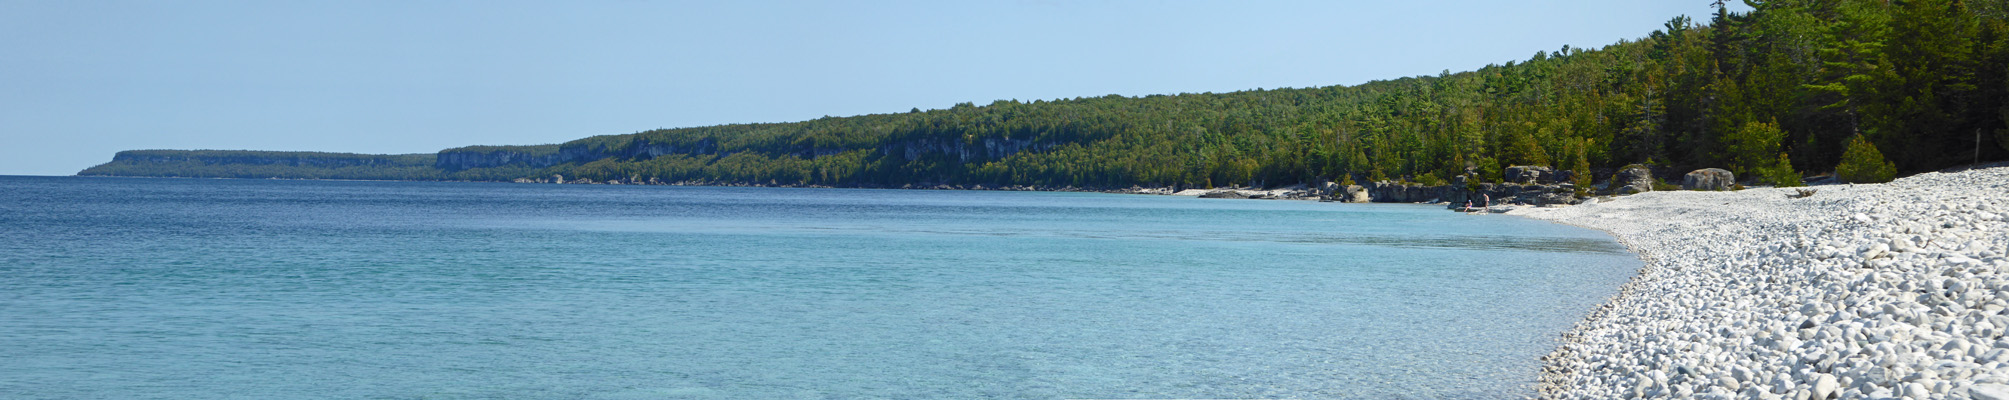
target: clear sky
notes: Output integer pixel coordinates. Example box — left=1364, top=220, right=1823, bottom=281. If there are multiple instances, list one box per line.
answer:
left=0, top=1, right=1748, bottom=176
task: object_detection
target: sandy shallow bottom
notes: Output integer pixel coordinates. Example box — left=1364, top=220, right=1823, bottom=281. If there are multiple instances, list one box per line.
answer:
left=1512, top=166, right=2009, bottom=400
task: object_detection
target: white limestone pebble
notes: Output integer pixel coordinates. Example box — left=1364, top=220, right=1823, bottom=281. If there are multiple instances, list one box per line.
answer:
left=1514, top=164, right=2009, bottom=399
left=1974, top=384, right=2009, bottom=400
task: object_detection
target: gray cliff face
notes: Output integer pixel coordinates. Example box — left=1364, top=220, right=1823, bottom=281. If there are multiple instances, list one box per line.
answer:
left=881, top=137, right=1050, bottom=162
left=555, top=139, right=720, bottom=162
left=433, top=139, right=721, bottom=171
left=1414, top=181, right=1580, bottom=207
left=1349, top=166, right=1586, bottom=207
left=433, top=150, right=567, bottom=170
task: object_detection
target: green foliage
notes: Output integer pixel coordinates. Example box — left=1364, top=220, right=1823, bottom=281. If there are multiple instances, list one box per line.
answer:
left=1477, top=157, right=1504, bottom=184
left=1651, top=178, right=1681, bottom=192
left=1500, top=130, right=1551, bottom=168
left=1724, top=119, right=1805, bottom=187
left=1570, top=139, right=1593, bottom=197
left=1836, top=135, right=1897, bottom=183
left=2000, top=126, right=2009, bottom=153
left=1415, top=172, right=1446, bottom=187
left=83, top=1, right=2009, bottom=187
left=1339, top=174, right=1356, bottom=186
left=1758, top=153, right=1805, bottom=187
left=1723, top=120, right=1787, bottom=176
left=2000, top=102, right=2009, bottom=152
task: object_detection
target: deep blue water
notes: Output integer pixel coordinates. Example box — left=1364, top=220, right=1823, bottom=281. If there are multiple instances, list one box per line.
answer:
left=0, top=176, right=1637, bottom=399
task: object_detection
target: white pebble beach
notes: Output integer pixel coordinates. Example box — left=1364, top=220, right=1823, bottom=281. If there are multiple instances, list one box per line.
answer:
left=1512, top=165, right=2009, bottom=400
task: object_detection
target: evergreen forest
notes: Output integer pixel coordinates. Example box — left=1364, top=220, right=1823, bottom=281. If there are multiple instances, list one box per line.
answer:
left=82, top=0, right=2009, bottom=189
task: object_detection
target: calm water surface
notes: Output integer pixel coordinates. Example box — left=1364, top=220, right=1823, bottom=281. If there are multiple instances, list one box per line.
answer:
left=0, top=176, right=1637, bottom=399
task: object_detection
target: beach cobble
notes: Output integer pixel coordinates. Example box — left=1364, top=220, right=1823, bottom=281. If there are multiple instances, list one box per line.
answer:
left=1515, top=166, right=2009, bottom=399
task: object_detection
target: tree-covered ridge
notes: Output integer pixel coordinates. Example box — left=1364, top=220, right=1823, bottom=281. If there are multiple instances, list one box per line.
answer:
left=511, top=0, right=2008, bottom=187
left=79, top=150, right=441, bottom=180
left=103, top=150, right=432, bottom=166
left=83, top=0, right=2009, bottom=188
left=437, top=145, right=561, bottom=154
left=79, top=150, right=547, bottom=181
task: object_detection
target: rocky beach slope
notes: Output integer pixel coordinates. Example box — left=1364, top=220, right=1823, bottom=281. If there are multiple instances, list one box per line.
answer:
left=1513, top=166, right=2009, bottom=399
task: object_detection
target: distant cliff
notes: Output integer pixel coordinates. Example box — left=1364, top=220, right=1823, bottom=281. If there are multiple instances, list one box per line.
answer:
left=434, top=145, right=565, bottom=170
left=79, top=150, right=446, bottom=180
left=80, top=130, right=1063, bottom=185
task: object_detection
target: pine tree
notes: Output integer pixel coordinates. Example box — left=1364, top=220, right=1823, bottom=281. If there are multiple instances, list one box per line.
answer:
left=1724, top=120, right=1787, bottom=176
left=1761, top=152, right=1804, bottom=187
left=2000, top=103, right=2009, bottom=152
left=1571, top=139, right=1593, bottom=197
left=1501, top=130, right=1550, bottom=167
left=1878, top=0, right=1977, bottom=169
left=1836, top=135, right=1897, bottom=183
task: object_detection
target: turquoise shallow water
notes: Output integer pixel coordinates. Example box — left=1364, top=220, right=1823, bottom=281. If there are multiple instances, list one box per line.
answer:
left=0, top=176, right=1637, bottom=399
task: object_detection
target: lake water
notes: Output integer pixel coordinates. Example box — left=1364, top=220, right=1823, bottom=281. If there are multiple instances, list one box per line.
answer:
left=0, top=176, right=1637, bottom=399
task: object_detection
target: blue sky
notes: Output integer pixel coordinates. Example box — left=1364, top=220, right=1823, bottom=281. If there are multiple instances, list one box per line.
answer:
left=0, top=1, right=1747, bottom=176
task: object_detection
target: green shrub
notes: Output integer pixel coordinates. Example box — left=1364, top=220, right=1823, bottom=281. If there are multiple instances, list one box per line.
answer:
left=1999, top=105, right=2009, bottom=152
left=1836, top=135, right=1897, bottom=183
left=1415, top=172, right=1446, bottom=186
left=1725, top=120, right=1787, bottom=177
left=1339, top=174, right=1356, bottom=186
left=1501, top=130, right=1551, bottom=167
left=1566, top=139, right=1591, bottom=197
left=1478, top=157, right=1504, bottom=183
left=1758, top=153, right=1804, bottom=187
left=1651, top=178, right=1680, bottom=191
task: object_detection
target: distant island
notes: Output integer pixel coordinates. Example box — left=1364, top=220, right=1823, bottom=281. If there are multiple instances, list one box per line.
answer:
left=83, top=1, right=2008, bottom=194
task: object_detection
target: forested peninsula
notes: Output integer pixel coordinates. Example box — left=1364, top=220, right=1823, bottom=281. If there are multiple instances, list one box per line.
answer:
left=82, top=1, right=2009, bottom=191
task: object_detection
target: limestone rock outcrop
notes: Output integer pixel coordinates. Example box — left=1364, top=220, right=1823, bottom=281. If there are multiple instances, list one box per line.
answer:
left=1682, top=168, right=1736, bottom=191
left=1613, top=165, right=1655, bottom=195
left=1343, top=185, right=1371, bottom=203
left=1506, top=166, right=1555, bottom=185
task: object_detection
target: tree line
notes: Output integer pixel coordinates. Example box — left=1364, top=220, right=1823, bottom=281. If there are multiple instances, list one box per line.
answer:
left=84, top=0, right=2009, bottom=188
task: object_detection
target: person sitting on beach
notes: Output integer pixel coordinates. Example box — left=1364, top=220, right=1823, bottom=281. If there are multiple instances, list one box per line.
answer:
left=1464, top=200, right=1473, bottom=210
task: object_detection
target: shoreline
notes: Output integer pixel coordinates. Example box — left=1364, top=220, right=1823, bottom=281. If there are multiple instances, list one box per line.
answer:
left=71, top=174, right=1339, bottom=199
left=1509, top=165, right=2009, bottom=399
